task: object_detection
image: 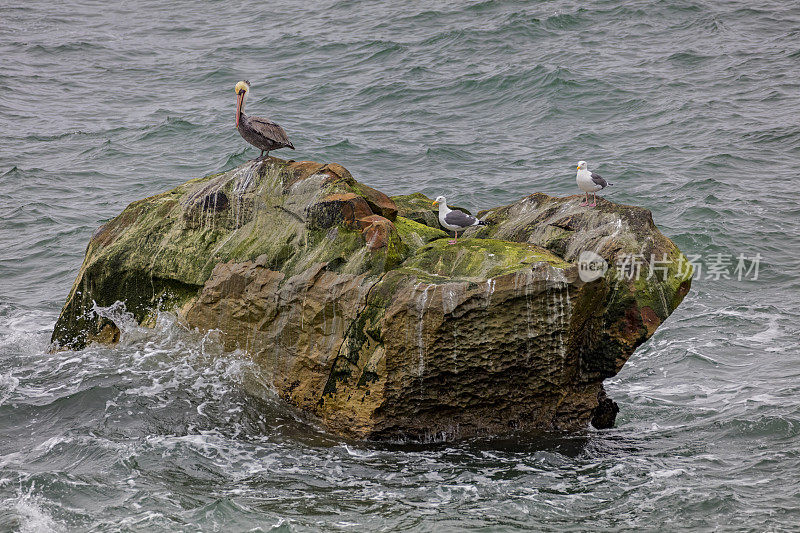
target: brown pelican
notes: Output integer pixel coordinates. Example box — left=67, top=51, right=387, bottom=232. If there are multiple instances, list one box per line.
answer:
left=235, top=80, right=294, bottom=159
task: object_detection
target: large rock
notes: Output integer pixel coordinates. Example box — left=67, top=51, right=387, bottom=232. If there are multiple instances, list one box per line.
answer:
left=52, top=159, right=691, bottom=440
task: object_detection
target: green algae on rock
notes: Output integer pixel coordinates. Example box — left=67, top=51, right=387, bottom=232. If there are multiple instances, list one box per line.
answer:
left=467, top=192, right=693, bottom=377
left=51, top=159, right=691, bottom=440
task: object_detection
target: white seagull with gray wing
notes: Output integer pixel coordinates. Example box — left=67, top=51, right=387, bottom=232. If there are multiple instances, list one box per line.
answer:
left=576, top=160, right=612, bottom=207
left=432, top=195, right=487, bottom=244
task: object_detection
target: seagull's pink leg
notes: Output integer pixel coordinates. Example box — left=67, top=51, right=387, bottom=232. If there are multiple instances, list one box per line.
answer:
left=589, top=192, right=597, bottom=207
left=580, top=193, right=589, bottom=207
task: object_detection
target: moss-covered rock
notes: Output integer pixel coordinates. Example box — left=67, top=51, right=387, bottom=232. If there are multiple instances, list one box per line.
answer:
left=394, top=216, right=448, bottom=251
left=52, top=158, right=408, bottom=349
left=52, top=160, right=691, bottom=440
left=466, top=192, right=693, bottom=379
left=398, top=238, right=569, bottom=281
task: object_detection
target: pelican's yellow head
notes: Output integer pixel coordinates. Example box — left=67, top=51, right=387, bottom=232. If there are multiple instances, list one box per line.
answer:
left=235, top=80, right=250, bottom=127
left=234, top=80, right=250, bottom=95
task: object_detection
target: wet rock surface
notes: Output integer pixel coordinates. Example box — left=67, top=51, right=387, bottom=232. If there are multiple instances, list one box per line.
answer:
left=52, top=159, right=691, bottom=440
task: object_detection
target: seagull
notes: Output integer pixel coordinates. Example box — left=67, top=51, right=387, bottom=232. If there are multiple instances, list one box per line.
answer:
left=576, top=161, right=612, bottom=207
left=432, top=195, right=487, bottom=244
left=234, top=80, right=295, bottom=160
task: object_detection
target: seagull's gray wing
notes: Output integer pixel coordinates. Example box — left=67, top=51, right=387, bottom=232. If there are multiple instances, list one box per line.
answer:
left=591, top=172, right=608, bottom=188
left=444, top=210, right=479, bottom=228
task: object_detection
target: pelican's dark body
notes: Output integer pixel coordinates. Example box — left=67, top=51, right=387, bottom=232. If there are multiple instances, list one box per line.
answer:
left=237, top=113, right=294, bottom=156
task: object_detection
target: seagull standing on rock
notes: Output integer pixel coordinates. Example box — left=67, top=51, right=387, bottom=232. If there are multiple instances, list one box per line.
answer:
left=576, top=161, right=612, bottom=207
left=432, top=195, right=487, bottom=244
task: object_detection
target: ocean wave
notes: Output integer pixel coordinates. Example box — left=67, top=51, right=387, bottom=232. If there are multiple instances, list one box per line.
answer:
left=135, top=117, right=201, bottom=142
left=22, top=41, right=111, bottom=54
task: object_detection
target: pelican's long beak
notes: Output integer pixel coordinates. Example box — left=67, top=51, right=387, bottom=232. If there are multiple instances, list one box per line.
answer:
left=432, top=200, right=438, bottom=206
left=235, top=91, right=245, bottom=128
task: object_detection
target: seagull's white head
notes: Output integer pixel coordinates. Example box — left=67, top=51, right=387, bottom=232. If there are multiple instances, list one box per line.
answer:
left=577, top=161, right=587, bottom=171
left=432, top=195, right=447, bottom=207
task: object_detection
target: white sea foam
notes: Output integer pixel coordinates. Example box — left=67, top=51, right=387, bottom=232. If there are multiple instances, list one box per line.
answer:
left=742, top=315, right=781, bottom=344
left=0, top=371, right=19, bottom=407
left=2, top=487, right=63, bottom=533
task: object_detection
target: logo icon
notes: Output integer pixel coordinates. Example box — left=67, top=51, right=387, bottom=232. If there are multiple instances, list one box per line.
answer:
left=578, top=251, right=608, bottom=282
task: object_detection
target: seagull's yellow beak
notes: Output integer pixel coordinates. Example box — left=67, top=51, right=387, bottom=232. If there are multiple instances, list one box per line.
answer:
left=577, top=165, right=580, bottom=170
left=432, top=201, right=438, bottom=206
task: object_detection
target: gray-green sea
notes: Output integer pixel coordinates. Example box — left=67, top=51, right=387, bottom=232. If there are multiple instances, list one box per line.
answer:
left=2, top=0, right=799, bottom=530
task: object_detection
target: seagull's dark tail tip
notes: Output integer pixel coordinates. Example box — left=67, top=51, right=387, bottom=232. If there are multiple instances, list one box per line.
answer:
left=478, top=220, right=489, bottom=226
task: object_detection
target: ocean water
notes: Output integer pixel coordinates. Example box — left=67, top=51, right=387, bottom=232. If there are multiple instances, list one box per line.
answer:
left=2, top=0, right=800, bottom=530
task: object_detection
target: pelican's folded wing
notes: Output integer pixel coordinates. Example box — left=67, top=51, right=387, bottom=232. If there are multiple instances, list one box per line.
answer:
left=249, top=116, right=295, bottom=149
